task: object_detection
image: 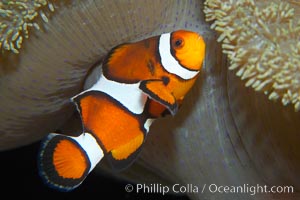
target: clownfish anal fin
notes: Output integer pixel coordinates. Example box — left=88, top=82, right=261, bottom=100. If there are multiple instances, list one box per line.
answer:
left=139, top=79, right=178, bottom=115
left=107, top=133, right=144, bottom=171
left=107, top=147, right=143, bottom=172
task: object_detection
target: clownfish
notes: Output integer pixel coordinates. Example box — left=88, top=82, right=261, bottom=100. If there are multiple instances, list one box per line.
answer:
left=38, top=30, right=205, bottom=191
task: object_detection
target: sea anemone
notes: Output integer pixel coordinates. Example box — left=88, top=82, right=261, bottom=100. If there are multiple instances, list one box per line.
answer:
left=204, top=0, right=300, bottom=111
left=0, top=0, right=57, bottom=54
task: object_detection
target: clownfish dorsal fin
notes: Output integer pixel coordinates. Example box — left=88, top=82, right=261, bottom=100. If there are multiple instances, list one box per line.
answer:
left=139, top=79, right=178, bottom=115
left=38, top=133, right=103, bottom=191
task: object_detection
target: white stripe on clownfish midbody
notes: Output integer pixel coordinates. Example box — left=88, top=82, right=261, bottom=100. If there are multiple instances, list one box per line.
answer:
left=38, top=30, right=206, bottom=191
left=75, top=73, right=147, bottom=115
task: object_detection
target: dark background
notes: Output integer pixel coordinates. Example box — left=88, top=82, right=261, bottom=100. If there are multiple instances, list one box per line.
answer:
left=0, top=141, right=190, bottom=199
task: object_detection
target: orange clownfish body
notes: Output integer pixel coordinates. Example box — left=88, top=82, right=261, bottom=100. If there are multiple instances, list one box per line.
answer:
left=38, top=30, right=205, bottom=191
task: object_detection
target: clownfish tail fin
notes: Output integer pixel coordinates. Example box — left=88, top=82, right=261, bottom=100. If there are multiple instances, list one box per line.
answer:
left=38, top=132, right=103, bottom=191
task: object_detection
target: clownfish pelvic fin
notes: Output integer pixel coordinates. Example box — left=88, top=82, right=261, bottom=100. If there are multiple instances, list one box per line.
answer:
left=38, top=132, right=103, bottom=191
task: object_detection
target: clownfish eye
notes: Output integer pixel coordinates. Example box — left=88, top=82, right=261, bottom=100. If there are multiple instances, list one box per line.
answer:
left=173, top=38, right=184, bottom=48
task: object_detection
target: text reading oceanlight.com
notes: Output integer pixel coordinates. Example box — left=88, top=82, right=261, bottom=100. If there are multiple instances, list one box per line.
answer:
left=124, top=183, right=294, bottom=196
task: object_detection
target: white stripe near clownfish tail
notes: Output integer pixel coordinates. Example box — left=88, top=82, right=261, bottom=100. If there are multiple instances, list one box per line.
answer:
left=38, top=132, right=103, bottom=191
left=159, top=33, right=199, bottom=80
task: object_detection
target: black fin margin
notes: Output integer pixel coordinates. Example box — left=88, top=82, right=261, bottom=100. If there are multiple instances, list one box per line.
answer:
left=139, top=80, right=178, bottom=115
left=106, top=146, right=143, bottom=172
left=37, top=134, right=90, bottom=192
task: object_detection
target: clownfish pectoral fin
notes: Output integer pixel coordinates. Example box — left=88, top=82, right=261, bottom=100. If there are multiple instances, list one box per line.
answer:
left=107, top=133, right=144, bottom=171
left=139, top=79, right=178, bottom=115
left=38, top=132, right=103, bottom=191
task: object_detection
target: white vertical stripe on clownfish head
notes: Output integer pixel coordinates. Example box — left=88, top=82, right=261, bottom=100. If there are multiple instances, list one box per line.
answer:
left=159, top=33, right=199, bottom=80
